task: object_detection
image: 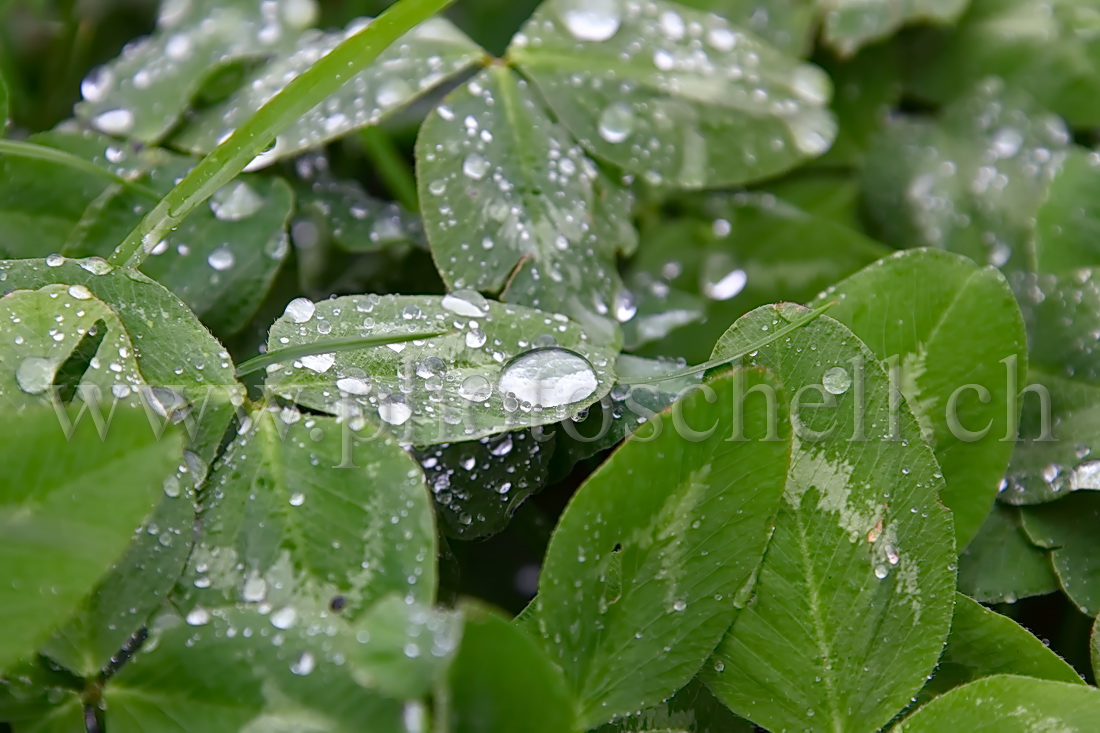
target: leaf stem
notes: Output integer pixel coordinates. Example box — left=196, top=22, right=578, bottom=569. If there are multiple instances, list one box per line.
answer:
left=359, top=126, right=420, bottom=212
left=0, top=140, right=160, bottom=199
left=235, top=329, right=451, bottom=377
left=108, top=0, right=455, bottom=269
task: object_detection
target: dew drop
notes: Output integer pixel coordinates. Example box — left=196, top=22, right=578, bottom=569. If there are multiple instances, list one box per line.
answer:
left=442, top=289, right=489, bottom=317
left=703, top=268, right=747, bottom=301
left=284, top=297, right=316, bottom=323
left=80, top=66, right=113, bottom=103
left=270, top=606, right=297, bottom=629
left=822, top=366, right=852, bottom=395
left=16, top=357, right=55, bottom=395
left=92, top=108, right=135, bottom=136
left=378, top=395, right=413, bottom=425
left=209, top=181, right=263, bottom=221
left=598, top=102, right=635, bottom=144
left=207, top=246, right=235, bottom=271
left=336, top=376, right=371, bottom=395
left=559, top=0, right=621, bottom=41
left=185, top=607, right=211, bottom=626
left=289, top=492, right=305, bottom=507
left=1071, top=460, right=1100, bottom=491
left=873, top=565, right=889, bottom=580
left=241, top=575, right=267, bottom=603
left=290, top=651, right=315, bottom=676
left=459, top=375, right=492, bottom=403
left=300, top=353, right=335, bottom=373
left=376, top=78, right=412, bottom=109
left=462, top=153, right=491, bottom=181
left=465, top=328, right=487, bottom=348
left=497, top=347, right=598, bottom=408
left=45, top=253, right=64, bottom=267
left=67, top=284, right=93, bottom=300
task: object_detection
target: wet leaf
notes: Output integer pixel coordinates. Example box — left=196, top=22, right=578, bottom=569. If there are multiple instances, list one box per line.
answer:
left=895, top=675, right=1100, bottom=730
left=1020, top=492, right=1100, bottom=617
left=445, top=603, right=579, bottom=733
left=416, top=65, right=635, bottom=343
left=629, top=192, right=888, bottom=363
left=906, top=0, right=1100, bottom=129
left=40, top=455, right=206, bottom=677
left=509, top=0, right=837, bottom=188
left=862, top=81, right=1071, bottom=272
left=820, top=0, right=967, bottom=57
left=414, top=429, right=555, bottom=539
left=958, top=504, right=1058, bottom=605
left=0, top=256, right=244, bottom=461
left=815, top=41, right=902, bottom=168
left=675, top=0, right=816, bottom=57
left=919, top=593, right=1082, bottom=704
left=536, top=369, right=793, bottom=727
left=814, top=249, right=1027, bottom=549
left=1001, top=270, right=1100, bottom=504
left=0, top=406, right=183, bottom=671
left=594, top=678, right=754, bottom=733
left=75, top=0, right=316, bottom=142
left=1033, top=150, right=1100, bottom=274
left=173, top=17, right=484, bottom=164
left=103, top=605, right=408, bottom=732
left=263, top=293, right=616, bottom=445
left=175, top=411, right=436, bottom=620
left=703, top=305, right=956, bottom=732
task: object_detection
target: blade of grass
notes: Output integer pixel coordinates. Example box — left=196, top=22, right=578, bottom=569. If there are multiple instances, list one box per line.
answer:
left=0, top=140, right=160, bottom=199
left=108, top=0, right=454, bottom=269
left=619, top=302, right=835, bottom=385
left=235, top=329, right=451, bottom=377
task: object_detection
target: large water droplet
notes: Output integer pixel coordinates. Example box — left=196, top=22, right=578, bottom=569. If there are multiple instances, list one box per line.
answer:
left=442, top=289, right=489, bottom=317
left=376, top=78, right=412, bottom=109
left=16, top=357, right=55, bottom=395
left=560, top=0, right=622, bottom=42
left=284, top=297, right=315, bottom=323
left=497, top=348, right=598, bottom=408
left=598, top=102, right=635, bottom=143
left=822, top=366, right=851, bottom=395
left=209, top=181, right=263, bottom=221
left=185, top=607, right=211, bottom=626
left=290, top=651, right=315, bottom=675
left=703, top=268, right=747, bottom=301
left=207, top=246, right=235, bottom=271
left=81, top=66, right=114, bottom=103
left=1070, top=460, right=1100, bottom=491
left=462, top=153, right=491, bottom=181
left=92, top=108, right=135, bottom=136
left=241, top=575, right=267, bottom=603
left=378, top=395, right=413, bottom=425
left=336, top=376, right=371, bottom=395
left=300, top=353, right=335, bottom=373
left=458, top=375, right=492, bottom=402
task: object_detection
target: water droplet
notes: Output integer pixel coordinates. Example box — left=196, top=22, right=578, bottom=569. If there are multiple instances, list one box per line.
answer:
left=672, top=599, right=687, bottom=612
left=186, top=607, right=211, bottom=626
left=209, top=181, right=263, bottom=221
left=78, top=257, right=112, bottom=275
left=613, top=289, right=637, bottom=322
left=300, top=353, right=335, bottom=373
left=442, top=289, right=489, bottom=317
left=378, top=395, right=412, bottom=425
left=598, top=102, right=634, bottom=143
left=559, top=0, right=621, bottom=41
left=713, top=660, right=725, bottom=673
left=705, top=26, right=736, bottom=52
left=80, top=66, right=113, bottom=103
left=703, top=268, right=747, bottom=301
left=417, top=357, right=446, bottom=379
left=16, top=357, right=55, bottom=395
left=92, top=108, right=134, bottom=136
left=270, top=607, right=297, bottom=629
left=462, top=153, right=491, bottom=181
left=459, top=375, right=492, bottom=402
left=497, top=347, right=598, bottom=408
left=1071, top=460, right=1100, bottom=491
left=991, top=128, right=1024, bottom=159
left=822, top=366, right=851, bottom=395
left=241, top=575, right=267, bottom=603
left=67, top=284, right=93, bottom=300
left=465, top=328, right=487, bottom=348
left=790, top=66, right=831, bottom=106
left=45, top=254, right=64, bottom=267
left=376, top=78, right=412, bottom=109
left=284, top=297, right=315, bottom=323
left=289, top=492, right=305, bottom=507
left=207, top=246, right=235, bottom=271
left=290, top=651, right=315, bottom=675
left=336, top=376, right=371, bottom=395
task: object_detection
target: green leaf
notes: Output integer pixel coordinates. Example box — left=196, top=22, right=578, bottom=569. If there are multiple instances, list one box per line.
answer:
left=594, top=678, right=755, bottom=733
left=629, top=192, right=888, bottom=363
left=1020, top=492, right=1100, bottom=616
left=813, top=249, right=1027, bottom=549
left=702, top=304, right=956, bottom=732
left=0, top=256, right=244, bottom=461
left=173, top=17, right=484, bottom=164
left=894, top=675, right=1100, bottom=731
left=509, top=0, right=837, bottom=188
left=263, top=293, right=616, bottom=445
left=175, top=411, right=437, bottom=621
left=820, top=0, right=967, bottom=57
left=674, top=0, right=816, bottom=57
left=1002, top=270, right=1100, bottom=504
left=815, top=41, right=902, bottom=168
left=919, top=593, right=1082, bottom=704
left=39, top=454, right=206, bottom=677
left=0, top=67, right=8, bottom=134
left=414, top=429, right=555, bottom=539
left=1092, top=614, right=1099, bottom=682
left=107, top=0, right=455, bottom=268
left=958, top=504, right=1058, bottom=604
left=862, top=81, right=1072, bottom=272
left=0, top=406, right=183, bottom=672
left=103, top=606, right=408, bottom=733
left=445, top=603, right=579, bottom=733
left=1034, top=150, right=1100, bottom=274
left=536, top=369, right=793, bottom=726
left=906, top=0, right=1100, bottom=129
left=415, top=64, right=635, bottom=343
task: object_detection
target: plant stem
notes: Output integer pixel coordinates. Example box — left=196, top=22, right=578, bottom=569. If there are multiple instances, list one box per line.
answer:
left=108, top=0, right=454, bottom=269
left=359, top=126, right=420, bottom=212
